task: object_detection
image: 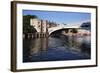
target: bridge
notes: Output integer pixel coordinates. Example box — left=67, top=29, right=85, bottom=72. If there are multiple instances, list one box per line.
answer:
left=23, top=24, right=91, bottom=39
left=48, top=25, right=81, bottom=35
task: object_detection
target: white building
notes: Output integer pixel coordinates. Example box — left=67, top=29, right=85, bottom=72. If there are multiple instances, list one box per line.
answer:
left=30, top=18, right=47, bottom=33
left=42, top=20, right=47, bottom=33
left=30, top=18, right=41, bottom=32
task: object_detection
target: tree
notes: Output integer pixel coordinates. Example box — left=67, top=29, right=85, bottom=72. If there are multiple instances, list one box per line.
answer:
left=80, top=22, right=91, bottom=30
left=23, top=15, right=38, bottom=34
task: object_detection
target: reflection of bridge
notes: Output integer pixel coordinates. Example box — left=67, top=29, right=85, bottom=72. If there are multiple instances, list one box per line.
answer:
left=48, top=25, right=80, bottom=35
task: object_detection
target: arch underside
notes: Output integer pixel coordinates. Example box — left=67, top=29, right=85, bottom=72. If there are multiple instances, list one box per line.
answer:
left=48, top=27, right=80, bottom=35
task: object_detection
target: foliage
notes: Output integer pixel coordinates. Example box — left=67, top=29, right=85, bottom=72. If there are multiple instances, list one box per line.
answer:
left=80, top=22, right=91, bottom=30
left=23, top=15, right=38, bottom=34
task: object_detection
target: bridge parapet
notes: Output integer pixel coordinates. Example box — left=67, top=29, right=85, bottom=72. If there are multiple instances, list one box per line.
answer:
left=48, top=25, right=80, bottom=35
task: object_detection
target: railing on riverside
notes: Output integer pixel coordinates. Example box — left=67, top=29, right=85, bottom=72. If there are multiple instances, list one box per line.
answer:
left=23, top=33, right=49, bottom=39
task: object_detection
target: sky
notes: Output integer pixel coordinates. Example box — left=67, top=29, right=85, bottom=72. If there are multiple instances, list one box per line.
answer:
left=23, top=10, right=91, bottom=26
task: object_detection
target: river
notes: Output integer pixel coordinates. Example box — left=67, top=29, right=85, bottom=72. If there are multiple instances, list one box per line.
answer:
left=23, top=35, right=91, bottom=62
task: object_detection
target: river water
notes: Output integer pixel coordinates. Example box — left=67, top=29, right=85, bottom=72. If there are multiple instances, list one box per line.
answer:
left=23, top=35, right=91, bottom=62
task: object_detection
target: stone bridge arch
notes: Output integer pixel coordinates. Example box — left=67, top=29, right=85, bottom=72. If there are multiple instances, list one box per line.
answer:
left=48, top=26, right=80, bottom=35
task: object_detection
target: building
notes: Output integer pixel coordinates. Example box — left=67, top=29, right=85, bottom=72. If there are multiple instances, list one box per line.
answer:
left=48, top=22, right=57, bottom=28
left=30, top=18, right=42, bottom=32
left=30, top=18, right=49, bottom=38
left=41, top=20, right=48, bottom=33
left=30, top=18, right=48, bottom=33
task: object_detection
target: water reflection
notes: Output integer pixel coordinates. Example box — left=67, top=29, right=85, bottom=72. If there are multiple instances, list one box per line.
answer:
left=23, top=35, right=91, bottom=62
left=67, top=35, right=91, bottom=54
left=23, top=37, right=48, bottom=62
